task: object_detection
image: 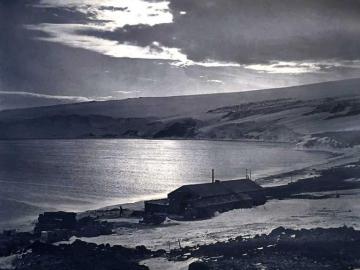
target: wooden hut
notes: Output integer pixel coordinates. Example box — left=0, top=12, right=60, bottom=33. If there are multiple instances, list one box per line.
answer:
left=167, top=179, right=266, bottom=218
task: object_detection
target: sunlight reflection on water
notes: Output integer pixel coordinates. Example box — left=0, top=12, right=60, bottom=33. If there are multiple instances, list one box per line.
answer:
left=0, top=139, right=330, bottom=229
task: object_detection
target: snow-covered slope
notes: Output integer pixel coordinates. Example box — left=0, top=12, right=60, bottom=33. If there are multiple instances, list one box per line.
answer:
left=0, top=78, right=359, bottom=146
left=1, top=78, right=360, bottom=121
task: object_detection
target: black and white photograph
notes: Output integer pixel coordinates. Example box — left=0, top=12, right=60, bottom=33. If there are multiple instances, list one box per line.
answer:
left=0, top=0, right=360, bottom=269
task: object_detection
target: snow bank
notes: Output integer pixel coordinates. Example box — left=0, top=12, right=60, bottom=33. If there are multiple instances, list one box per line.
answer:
left=73, top=189, right=360, bottom=250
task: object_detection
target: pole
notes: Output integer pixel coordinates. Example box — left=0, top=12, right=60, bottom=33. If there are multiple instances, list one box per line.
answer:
left=212, top=168, right=215, bottom=183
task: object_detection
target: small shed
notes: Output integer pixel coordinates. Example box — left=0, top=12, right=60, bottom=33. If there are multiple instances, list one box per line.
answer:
left=144, top=199, right=169, bottom=214
left=35, top=211, right=77, bottom=234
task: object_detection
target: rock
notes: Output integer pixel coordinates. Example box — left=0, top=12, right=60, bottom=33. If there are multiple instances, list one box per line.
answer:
left=0, top=231, right=35, bottom=257
left=185, top=226, right=360, bottom=270
left=153, top=249, right=167, bottom=256
left=29, top=241, right=58, bottom=254
left=135, top=245, right=152, bottom=256
left=269, top=226, right=286, bottom=236
left=188, top=261, right=210, bottom=270
left=15, top=240, right=151, bottom=270
left=34, top=211, right=77, bottom=234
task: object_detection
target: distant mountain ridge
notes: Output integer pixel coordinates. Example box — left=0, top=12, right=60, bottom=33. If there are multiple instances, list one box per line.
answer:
left=0, top=78, right=359, bottom=147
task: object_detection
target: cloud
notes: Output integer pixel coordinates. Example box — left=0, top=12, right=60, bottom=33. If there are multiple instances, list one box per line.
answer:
left=2, top=0, right=360, bottom=111
left=0, top=91, right=118, bottom=110
left=80, top=0, right=360, bottom=67
left=173, top=59, right=241, bottom=67
left=26, top=23, right=241, bottom=67
left=24, top=0, right=360, bottom=72
left=245, top=62, right=321, bottom=74
left=244, top=60, right=360, bottom=74
left=206, top=79, right=224, bottom=84
left=0, top=91, right=92, bottom=110
left=35, top=0, right=174, bottom=30
left=27, top=23, right=188, bottom=61
left=169, top=0, right=360, bottom=64
left=114, top=90, right=141, bottom=95
left=0, top=91, right=93, bottom=102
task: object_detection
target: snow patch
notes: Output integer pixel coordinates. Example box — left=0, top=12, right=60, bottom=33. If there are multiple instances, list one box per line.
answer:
left=296, top=135, right=346, bottom=150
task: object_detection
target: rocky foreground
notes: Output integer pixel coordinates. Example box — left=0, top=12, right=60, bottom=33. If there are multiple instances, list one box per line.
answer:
left=1, top=226, right=359, bottom=270
left=12, top=240, right=156, bottom=270
left=179, top=226, right=360, bottom=270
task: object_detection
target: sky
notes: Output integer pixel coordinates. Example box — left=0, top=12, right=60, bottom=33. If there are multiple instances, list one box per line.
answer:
left=1, top=0, right=360, bottom=110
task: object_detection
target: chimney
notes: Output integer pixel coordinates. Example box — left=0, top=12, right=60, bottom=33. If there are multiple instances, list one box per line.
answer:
left=211, top=169, right=215, bottom=183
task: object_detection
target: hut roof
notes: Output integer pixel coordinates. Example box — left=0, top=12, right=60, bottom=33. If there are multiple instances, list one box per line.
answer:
left=168, top=179, right=262, bottom=198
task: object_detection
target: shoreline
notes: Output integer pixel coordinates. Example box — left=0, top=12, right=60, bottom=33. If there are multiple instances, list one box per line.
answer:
left=0, top=137, right=298, bottom=146
left=1, top=158, right=359, bottom=269
left=81, top=144, right=358, bottom=213
left=3, top=226, right=360, bottom=270
left=63, top=159, right=360, bottom=250
left=165, top=226, right=360, bottom=270
left=0, top=136, right=324, bottom=146
left=2, top=143, right=357, bottom=233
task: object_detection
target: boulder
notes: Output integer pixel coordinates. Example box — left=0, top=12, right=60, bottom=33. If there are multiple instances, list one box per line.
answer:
left=188, top=261, right=210, bottom=270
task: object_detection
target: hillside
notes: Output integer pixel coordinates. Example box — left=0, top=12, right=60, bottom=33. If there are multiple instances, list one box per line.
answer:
left=0, top=79, right=359, bottom=147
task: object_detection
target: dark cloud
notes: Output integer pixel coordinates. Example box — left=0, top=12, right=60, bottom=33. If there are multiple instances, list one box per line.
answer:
left=0, top=0, right=95, bottom=96
left=1, top=0, right=360, bottom=110
left=81, top=0, right=360, bottom=64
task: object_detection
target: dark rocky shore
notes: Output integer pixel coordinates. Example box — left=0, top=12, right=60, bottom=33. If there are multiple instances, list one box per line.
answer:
left=0, top=214, right=164, bottom=270
left=181, top=226, right=360, bottom=270
left=1, top=226, right=359, bottom=270
left=265, top=160, right=360, bottom=199
left=13, top=240, right=157, bottom=270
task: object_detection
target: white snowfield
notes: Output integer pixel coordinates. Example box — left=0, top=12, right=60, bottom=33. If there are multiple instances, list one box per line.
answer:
left=0, top=78, right=359, bottom=147
left=1, top=78, right=360, bottom=120
left=72, top=189, right=360, bottom=251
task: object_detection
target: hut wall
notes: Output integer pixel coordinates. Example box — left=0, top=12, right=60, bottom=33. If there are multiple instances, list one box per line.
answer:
left=168, top=191, right=194, bottom=214
left=185, top=199, right=253, bottom=219
left=145, top=200, right=169, bottom=214
left=247, top=191, right=267, bottom=205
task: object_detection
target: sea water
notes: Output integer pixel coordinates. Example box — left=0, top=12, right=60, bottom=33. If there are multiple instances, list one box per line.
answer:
left=0, top=139, right=330, bottom=230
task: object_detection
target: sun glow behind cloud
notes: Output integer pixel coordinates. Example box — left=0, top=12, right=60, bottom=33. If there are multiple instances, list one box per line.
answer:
left=27, top=24, right=189, bottom=61
left=27, top=0, right=360, bottom=74
left=28, top=0, right=241, bottom=67
left=37, top=0, right=174, bottom=30
left=26, top=23, right=240, bottom=67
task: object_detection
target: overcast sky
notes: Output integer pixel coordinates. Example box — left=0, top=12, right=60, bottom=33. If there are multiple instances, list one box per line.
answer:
left=1, top=0, right=360, bottom=110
